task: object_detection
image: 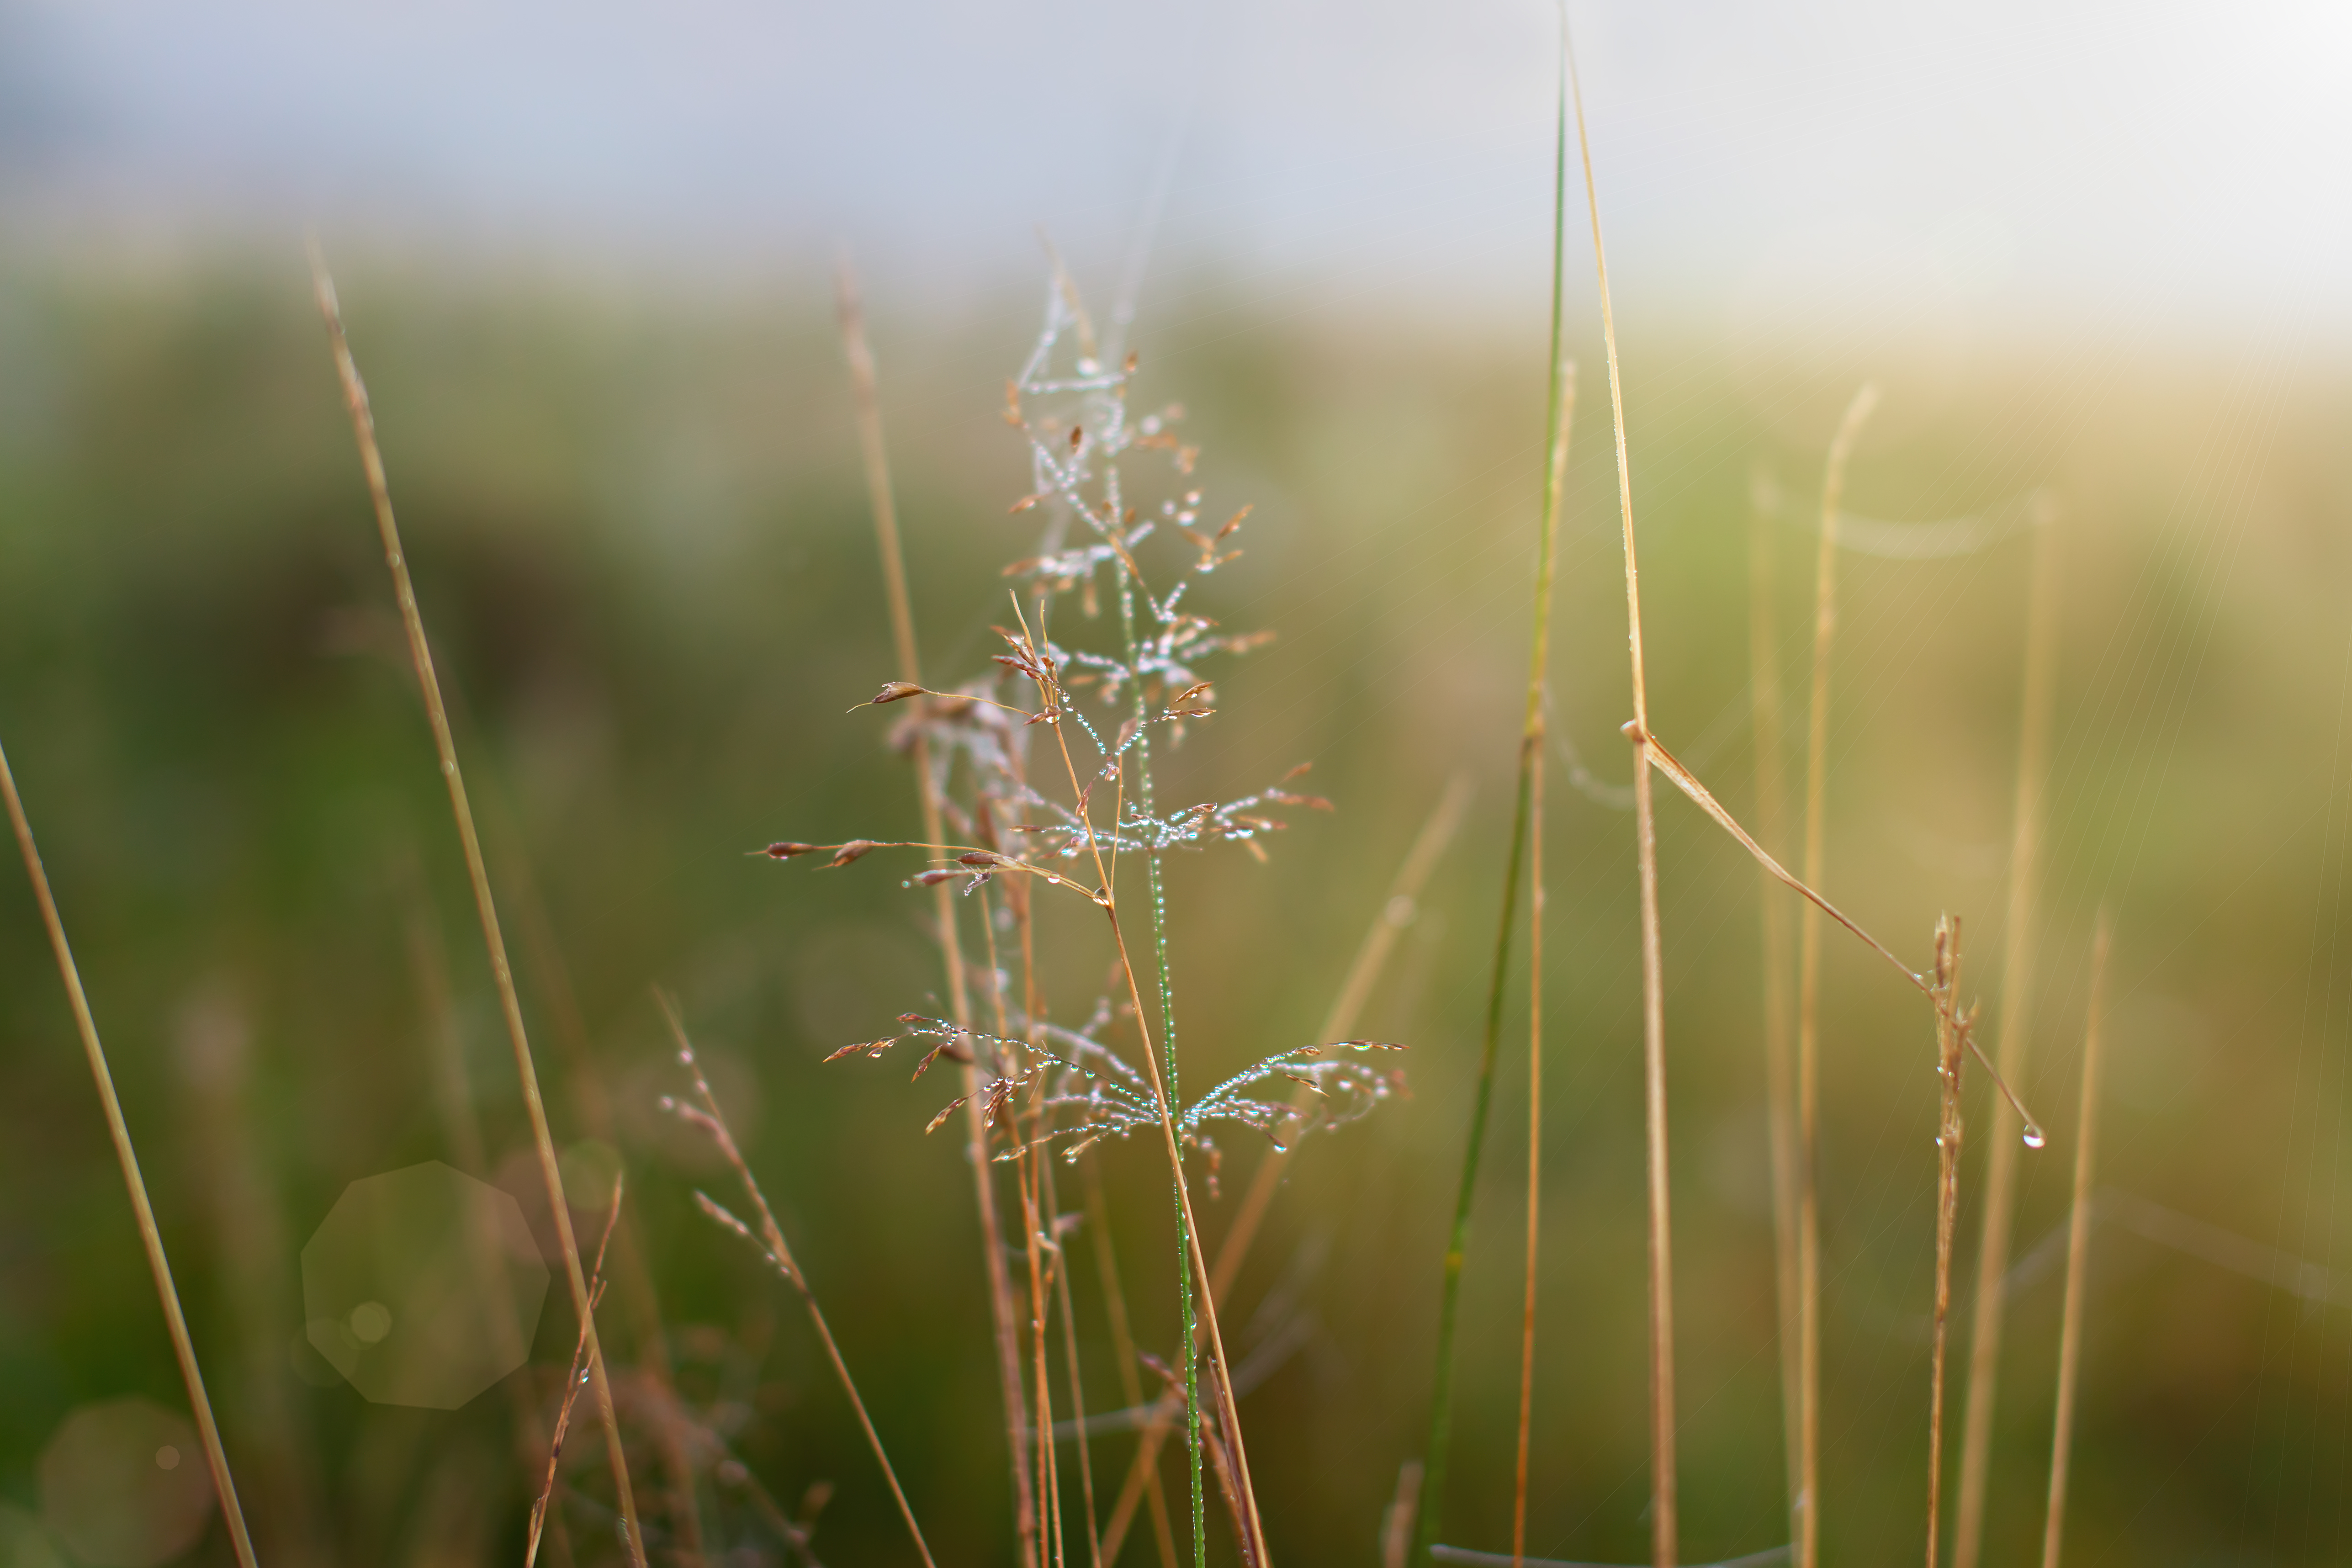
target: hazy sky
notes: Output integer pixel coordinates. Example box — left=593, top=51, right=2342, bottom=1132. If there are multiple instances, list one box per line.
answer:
left=5, top=0, right=2349, bottom=342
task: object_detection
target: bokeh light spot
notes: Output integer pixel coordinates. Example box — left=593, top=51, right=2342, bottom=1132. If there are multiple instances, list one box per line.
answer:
left=36, top=1399, right=212, bottom=1568
left=348, top=1301, right=392, bottom=1344
left=302, top=1160, right=549, bottom=1409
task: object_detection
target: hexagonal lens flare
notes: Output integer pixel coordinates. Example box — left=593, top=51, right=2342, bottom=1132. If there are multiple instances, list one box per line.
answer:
left=302, top=1160, right=549, bottom=1409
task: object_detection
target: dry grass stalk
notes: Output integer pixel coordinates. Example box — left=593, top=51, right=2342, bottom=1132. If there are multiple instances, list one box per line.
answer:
left=1951, top=512, right=2064, bottom=1568
left=308, top=247, right=650, bottom=1568
left=2041, top=913, right=2112, bottom=1568
left=1383, top=1462, right=1426, bottom=1568
left=1420, top=26, right=1573, bottom=1559
left=1924, top=918, right=1969, bottom=1568
left=1518, top=362, right=1579, bottom=1568
left=1025, top=629, right=1271, bottom=1568
left=495, top=832, right=709, bottom=1568
left=0, top=738, right=263, bottom=1568
left=657, top=997, right=938, bottom=1568
left=1563, top=25, right=1677, bottom=1563
left=528, top=1177, right=626, bottom=1568
left=1746, top=472, right=1804, bottom=1532
left=1101, top=776, right=1470, bottom=1568
left=1085, top=1156, right=1182, bottom=1568
left=836, top=258, right=1039, bottom=1568
left=1794, top=382, right=1879, bottom=1568
left=403, top=884, right=578, bottom=1568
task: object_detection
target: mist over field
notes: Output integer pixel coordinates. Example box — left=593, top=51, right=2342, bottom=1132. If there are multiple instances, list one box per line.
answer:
left=3, top=5, right=2350, bottom=1568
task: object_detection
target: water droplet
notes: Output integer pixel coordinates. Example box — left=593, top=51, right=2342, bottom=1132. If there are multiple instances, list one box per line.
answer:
left=2022, top=1124, right=2047, bottom=1149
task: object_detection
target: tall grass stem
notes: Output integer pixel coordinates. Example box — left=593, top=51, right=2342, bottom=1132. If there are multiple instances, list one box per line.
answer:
left=1516, top=360, right=1579, bottom=1568
left=1924, top=918, right=1967, bottom=1568
left=659, top=999, right=938, bottom=1568
left=1795, top=383, right=1880, bottom=1568
left=1747, top=475, right=1804, bottom=1535
left=1563, top=26, right=1678, bottom=1563
left=1951, top=512, right=2063, bottom=1568
left=1418, top=26, right=1571, bottom=1559
left=837, top=259, right=1038, bottom=1567
left=1101, top=776, right=1468, bottom=1568
left=2040, top=914, right=2111, bottom=1568
left=1, top=738, right=262, bottom=1568
left=309, top=248, right=657, bottom=1566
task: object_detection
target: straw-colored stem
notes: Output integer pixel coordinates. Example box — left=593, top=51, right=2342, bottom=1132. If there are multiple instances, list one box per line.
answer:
left=662, top=1001, right=938, bottom=1568
left=1038, top=683, right=1264, bottom=1567
left=1747, top=476, right=1804, bottom=1535
left=1795, top=383, right=1880, bottom=1568
left=1563, top=27, right=1675, bottom=1564
left=1086, top=1158, right=1182, bottom=1568
left=1952, top=515, right=2064, bottom=1568
left=490, top=829, right=704, bottom=1567
left=308, top=249, right=648, bottom=1568
left=1925, top=919, right=1968, bottom=1568
left=528, top=1181, right=625, bottom=1568
left=1419, top=30, right=1572, bottom=1561
left=2041, top=914, right=2111, bottom=1568
left=403, top=888, right=577, bottom=1568
left=1516, top=360, right=1577, bottom=1568
left=1514, top=733, right=1547, bottom=1568
left=1042, top=1151, right=1103, bottom=1568
left=1100, top=777, right=1468, bottom=1568
left=1, top=739, right=262, bottom=1568
left=837, top=259, right=1038, bottom=1568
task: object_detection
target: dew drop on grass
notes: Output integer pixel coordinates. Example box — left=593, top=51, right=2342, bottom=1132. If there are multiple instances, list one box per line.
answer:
left=2022, top=1124, right=2047, bottom=1149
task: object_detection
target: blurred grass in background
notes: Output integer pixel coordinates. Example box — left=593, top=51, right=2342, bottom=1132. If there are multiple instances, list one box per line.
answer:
left=1, top=252, right=2349, bottom=1568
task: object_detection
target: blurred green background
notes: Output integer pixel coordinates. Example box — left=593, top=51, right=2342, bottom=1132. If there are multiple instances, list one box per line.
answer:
left=1, top=245, right=2350, bottom=1568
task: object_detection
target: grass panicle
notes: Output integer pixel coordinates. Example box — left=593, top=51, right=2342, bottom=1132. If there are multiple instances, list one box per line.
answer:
left=1951, top=510, right=2064, bottom=1568
left=2041, top=913, right=2112, bottom=1568
left=0, top=736, right=263, bottom=1568
left=309, top=245, right=649, bottom=1568
left=779, top=270, right=1412, bottom=1568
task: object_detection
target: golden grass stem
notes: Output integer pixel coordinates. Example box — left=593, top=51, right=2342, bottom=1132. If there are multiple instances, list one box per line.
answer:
left=529, top=1178, right=625, bottom=1568
left=660, top=999, right=939, bottom=1568
left=1925, top=919, right=1968, bottom=1568
left=2041, top=914, right=2111, bottom=1568
left=402, top=885, right=578, bottom=1568
left=1747, top=473, right=1805, bottom=1535
left=1562, top=27, right=1675, bottom=1564
left=1014, top=610, right=1264, bottom=1566
left=1516, top=362, right=1578, bottom=1568
left=0, top=738, right=263, bottom=1568
left=1086, top=1157, right=1183, bottom=1568
left=1419, top=26, right=1573, bottom=1558
left=1794, top=383, right=1879, bottom=1568
left=1098, top=777, right=1468, bottom=1568
left=308, top=248, right=648, bottom=1568
left=491, top=822, right=707, bottom=1567
left=1951, top=513, right=2064, bottom=1568
left=837, top=258, right=1039, bottom=1568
